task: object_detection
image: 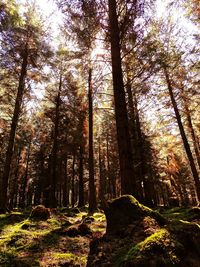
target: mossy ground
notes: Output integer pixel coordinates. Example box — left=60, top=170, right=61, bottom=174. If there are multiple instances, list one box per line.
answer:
left=0, top=209, right=106, bottom=267
left=115, top=205, right=200, bottom=267
left=1, top=203, right=200, bottom=267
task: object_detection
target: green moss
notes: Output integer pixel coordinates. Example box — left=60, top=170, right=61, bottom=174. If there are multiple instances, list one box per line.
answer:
left=76, top=211, right=87, bottom=218
left=169, top=219, right=200, bottom=232
left=118, top=229, right=183, bottom=266
left=93, top=212, right=106, bottom=222
left=47, top=217, right=61, bottom=227
left=42, top=252, right=87, bottom=266
left=160, top=207, right=200, bottom=222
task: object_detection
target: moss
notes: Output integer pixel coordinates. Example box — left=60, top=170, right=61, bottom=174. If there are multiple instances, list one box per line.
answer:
left=118, top=229, right=183, bottom=266
left=47, top=217, right=61, bottom=227
left=40, top=252, right=87, bottom=266
left=93, top=212, right=106, bottom=222
left=160, top=207, right=200, bottom=222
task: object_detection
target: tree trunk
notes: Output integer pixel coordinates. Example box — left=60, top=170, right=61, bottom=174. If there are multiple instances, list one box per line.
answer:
left=126, top=81, right=144, bottom=201
left=88, top=68, right=97, bottom=213
left=19, top=142, right=31, bottom=208
left=50, top=73, right=62, bottom=207
left=63, top=158, right=69, bottom=207
left=180, top=86, right=200, bottom=171
left=108, top=0, right=136, bottom=196
left=164, top=65, right=200, bottom=201
left=99, top=138, right=105, bottom=202
left=78, top=144, right=85, bottom=207
left=0, top=49, right=28, bottom=212
left=71, top=153, right=76, bottom=208
left=8, top=148, right=21, bottom=210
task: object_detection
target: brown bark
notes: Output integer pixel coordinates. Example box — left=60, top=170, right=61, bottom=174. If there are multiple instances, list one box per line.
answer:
left=164, top=65, right=200, bottom=201
left=108, top=0, right=136, bottom=196
left=0, top=48, right=28, bottom=212
left=19, top=142, right=31, bottom=208
left=78, top=144, right=85, bottom=207
left=63, top=158, right=69, bottom=207
left=50, top=73, right=62, bottom=207
left=8, top=148, right=21, bottom=210
left=180, top=86, right=200, bottom=171
left=126, top=81, right=144, bottom=201
left=99, top=138, right=105, bottom=202
left=71, top=153, right=76, bottom=208
left=88, top=68, right=97, bottom=213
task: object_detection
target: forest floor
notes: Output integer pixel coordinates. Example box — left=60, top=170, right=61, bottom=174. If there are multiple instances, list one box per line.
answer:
left=0, top=207, right=106, bottom=267
left=0, top=205, right=200, bottom=267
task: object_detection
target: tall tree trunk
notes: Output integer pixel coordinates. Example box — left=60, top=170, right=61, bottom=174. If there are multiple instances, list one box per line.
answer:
left=34, top=146, right=45, bottom=205
left=19, top=142, right=31, bottom=208
left=8, top=148, right=21, bottom=210
left=50, top=73, right=62, bottom=207
left=78, top=144, right=85, bottom=207
left=108, top=0, right=136, bottom=196
left=0, top=49, right=28, bottom=212
left=88, top=68, right=97, bottom=213
left=99, top=138, right=105, bottom=202
left=71, top=153, right=76, bottom=208
left=164, top=65, right=200, bottom=201
left=180, top=86, right=200, bottom=170
left=63, top=157, right=69, bottom=207
left=126, top=81, right=144, bottom=201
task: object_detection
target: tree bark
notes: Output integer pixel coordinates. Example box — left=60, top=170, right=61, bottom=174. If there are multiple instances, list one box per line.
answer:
left=50, top=73, right=62, bottom=207
left=88, top=68, right=97, bottom=213
left=180, top=86, right=200, bottom=171
left=0, top=48, right=28, bottom=212
left=19, top=141, right=31, bottom=208
left=99, top=138, right=105, bottom=202
left=63, top=157, right=69, bottom=207
left=71, top=153, right=76, bottom=208
left=108, top=0, right=136, bottom=196
left=164, top=65, right=200, bottom=201
left=78, top=144, right=85, bottom=207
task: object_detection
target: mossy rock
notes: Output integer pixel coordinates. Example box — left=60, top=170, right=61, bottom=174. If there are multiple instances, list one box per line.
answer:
left=30, top=205, right=50, bottom=221
left=120, top=229, right=183, bottom=267
left=87, top=196, right=200, bottom=267
left=104, top=195, right=166, bottom=235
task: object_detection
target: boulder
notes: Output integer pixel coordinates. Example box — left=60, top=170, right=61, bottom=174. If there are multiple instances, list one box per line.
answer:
left=104, top=195, right=165, bottom=235
left=87, top=195, right=200, bottom=267
left=30, top=205, right=50, bottom=221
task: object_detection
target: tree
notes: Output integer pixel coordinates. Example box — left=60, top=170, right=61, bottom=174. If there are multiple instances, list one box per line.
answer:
left=108, top=0, right=137, bottom=196
left=0, top=2, right=50, bottom=211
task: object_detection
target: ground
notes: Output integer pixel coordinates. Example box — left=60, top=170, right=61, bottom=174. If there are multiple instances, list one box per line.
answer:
left=0, top=200, right=200, bottom=267
left=0, top=208, right=106, bottom=267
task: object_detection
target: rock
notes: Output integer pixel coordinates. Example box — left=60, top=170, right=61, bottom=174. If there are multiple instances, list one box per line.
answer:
left=104, top=195, right=165, bottom=235
left=87, top=195, right=200, bottom=267
left=30, top=205, right=50, bottom=221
